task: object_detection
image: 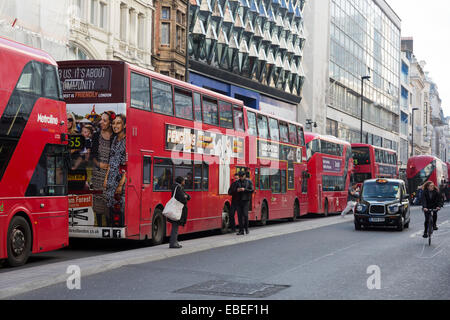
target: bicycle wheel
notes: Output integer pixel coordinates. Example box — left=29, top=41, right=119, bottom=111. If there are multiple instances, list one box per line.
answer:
left=428, top=215, right=433, bottom=246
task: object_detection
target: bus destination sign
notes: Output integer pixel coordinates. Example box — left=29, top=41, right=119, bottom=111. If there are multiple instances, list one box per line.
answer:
left=59, top=66, right=112, bottom=99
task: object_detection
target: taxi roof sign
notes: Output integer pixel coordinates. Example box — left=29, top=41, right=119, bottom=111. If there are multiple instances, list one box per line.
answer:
left=376, top=179, right=388, bottom=184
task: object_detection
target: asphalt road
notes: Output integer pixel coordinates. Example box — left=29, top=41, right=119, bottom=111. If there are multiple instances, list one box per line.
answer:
left=8, top=205, right=450, bottom=300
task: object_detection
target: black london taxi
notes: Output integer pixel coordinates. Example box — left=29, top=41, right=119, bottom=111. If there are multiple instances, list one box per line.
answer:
left=354, top=179, right=411, bottom=231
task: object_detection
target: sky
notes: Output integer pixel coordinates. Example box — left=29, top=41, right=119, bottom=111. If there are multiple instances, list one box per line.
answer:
left=388, top=0, right=450, bottom=118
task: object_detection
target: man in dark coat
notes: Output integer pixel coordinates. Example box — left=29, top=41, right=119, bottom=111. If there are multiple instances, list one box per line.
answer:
left=236, top=171, right=254, bottom=235
left=422, top=181, right=444, bottom=238
left=227, top=173, right=240, bottom=232
left=169, top=176, right=191, bottom=248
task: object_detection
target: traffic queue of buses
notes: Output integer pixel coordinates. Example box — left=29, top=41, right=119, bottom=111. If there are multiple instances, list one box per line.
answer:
left=1, top=37, right=449, bottom=267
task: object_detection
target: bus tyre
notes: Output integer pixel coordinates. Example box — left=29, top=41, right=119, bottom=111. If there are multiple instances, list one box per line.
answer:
left=324, top=199, right=329, bottom=217
left=6, top=216, right=32, bottom=267
left=221, top=205, right=230, bottom=234
left=151, top=208, right=166, bottom=245
left=290, top=201, right=300, bottom=221
left=258, top=203, right=268, bottom=226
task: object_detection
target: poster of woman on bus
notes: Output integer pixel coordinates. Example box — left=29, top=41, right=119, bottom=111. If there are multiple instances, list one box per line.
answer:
left=67, top=103, right=127, bottom=230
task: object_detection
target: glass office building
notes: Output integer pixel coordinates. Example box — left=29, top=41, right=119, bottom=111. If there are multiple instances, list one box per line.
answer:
left=326, top=0, right=401, bottom=151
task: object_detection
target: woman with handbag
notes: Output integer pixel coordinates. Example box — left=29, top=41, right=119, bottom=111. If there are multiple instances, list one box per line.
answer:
left=169, top=176, right=191, bottom=248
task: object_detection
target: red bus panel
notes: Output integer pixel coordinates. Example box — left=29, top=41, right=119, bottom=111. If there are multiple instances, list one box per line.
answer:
left=0, top=37, right=68, bottom=266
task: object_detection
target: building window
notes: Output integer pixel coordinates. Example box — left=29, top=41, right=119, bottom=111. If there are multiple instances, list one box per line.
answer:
left=161, top=7, right=170, bottom=20
left=99, top=2, right=107, bottom=29
left=90, top=0, right=97, bottom=25
left=161, top=23, right=170, bottom=46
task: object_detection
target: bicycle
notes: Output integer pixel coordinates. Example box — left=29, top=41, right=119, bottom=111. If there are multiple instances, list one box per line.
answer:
left=425, top=209, right=439, bottom=246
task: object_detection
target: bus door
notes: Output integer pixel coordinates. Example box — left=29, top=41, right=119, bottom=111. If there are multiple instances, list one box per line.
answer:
left=140, top=152, right=153, bottom=236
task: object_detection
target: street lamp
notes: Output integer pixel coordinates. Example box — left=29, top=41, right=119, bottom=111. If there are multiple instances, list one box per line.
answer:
left=306, top=119, right=317, bottom=131
left=360, top=74, right=371, bottom=143
left=411, top=107, right=419, bottom=156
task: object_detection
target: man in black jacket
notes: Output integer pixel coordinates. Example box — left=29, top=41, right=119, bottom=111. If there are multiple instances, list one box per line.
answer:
left=227, top=173, right=240, bottom=232
left=236, top=171, right=254, bottom=235
left=422, top=181, right=444, bottom=238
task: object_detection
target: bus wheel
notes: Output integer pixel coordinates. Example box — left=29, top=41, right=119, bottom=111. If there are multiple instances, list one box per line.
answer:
left=151, top=208, right=166, bottom=245
left=221, top=205, right=230, bottom=234
left=289, top=201, right=300, bottom=222
left=324, top=199, right=329, bottom=217
left=6, top=216, right=32, bottom=267
left=257, top=203, right=268, bottom=226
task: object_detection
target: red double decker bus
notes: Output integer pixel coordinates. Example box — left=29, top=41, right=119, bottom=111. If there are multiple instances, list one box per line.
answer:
left=58, top=60, right=308, bottom=243
left=245, top=109, right=308, bottom=224
left=304, top=133, right=353, bottom=216
left=0, top=37, right=68, bottom=266
left=351, top=144, right=399, bottom=185
left=407, top=155, right=448, bottom=198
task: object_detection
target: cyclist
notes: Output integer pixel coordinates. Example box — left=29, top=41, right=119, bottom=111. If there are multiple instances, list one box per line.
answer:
left=422, top=181, right=444, bottom=238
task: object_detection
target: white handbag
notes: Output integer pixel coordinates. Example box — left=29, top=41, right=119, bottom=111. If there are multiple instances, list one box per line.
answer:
left=162, top=185, right=184, bottom=221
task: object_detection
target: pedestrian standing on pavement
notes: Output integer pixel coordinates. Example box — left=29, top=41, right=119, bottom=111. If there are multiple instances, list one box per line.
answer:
left=169, top=176, right=191, bottom=248
left=227, top=173, right=240, bottom=232
left=236, top=171, right=254, bottom=235
left=422, top=181, right=444, bottom=238
left=341, top=183, right=360, bottom=217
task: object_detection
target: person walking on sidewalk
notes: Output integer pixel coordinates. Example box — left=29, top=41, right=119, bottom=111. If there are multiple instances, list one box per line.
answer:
left=236, top=171, right=254, bottom=235
left=169, top=176, right=191, bottom=248
left=341, top=183, right=360, bottom=217
left=227, top=173, right=240, bottom=232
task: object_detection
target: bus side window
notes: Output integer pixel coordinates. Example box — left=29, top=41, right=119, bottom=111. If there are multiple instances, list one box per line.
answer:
left=174, top=87, right=193, bottom=120
left=247, top=111, right=257, bottom=136
left=202, top=162, right=209, bottom=190
left=152, top=79, right=173, bottom=116
left=193, top=92, right=202, bottom=121
left=257, top=114, right=269, bottom=139
left=233, top=106, right=244, bottom=131
left=219, top=101, right=233, bottom=129
left=25, top=144, right=67, bottom=196
left=194, top=162, right=202, bottom=190
left=202, top=97, right=219, bottom=125
left=281, top=170, right=287, bottom=193
left=288, top=123, right=298, bottom=145
left=268, top=118, right=280, bottom=141
left=297, top=126, right=305, bottom=146
left=260, top=168, right=270, bottom=190
left=143, top=156, right=151, bottom=184
left=153, top=158, right=173, bottom=191
left=255, top=168, right=260, bottom=189
left=131, top=72, right=151, bottom=111
left=43, top=64, right=62, bottom=100
left=270, top=169, right=281, bottom=193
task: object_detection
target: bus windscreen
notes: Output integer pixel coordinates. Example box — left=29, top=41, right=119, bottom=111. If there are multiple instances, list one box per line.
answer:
left=352, top=147, right=370, bottom=165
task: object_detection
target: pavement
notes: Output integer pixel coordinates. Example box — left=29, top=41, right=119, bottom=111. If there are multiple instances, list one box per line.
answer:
left=0, top=214, right=351, bottom=299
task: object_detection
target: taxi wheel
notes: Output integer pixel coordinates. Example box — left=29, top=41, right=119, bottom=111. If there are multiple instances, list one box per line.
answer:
left=396, top=219, right=404, bottom=232
left=354, top=222, right=362, bottom=231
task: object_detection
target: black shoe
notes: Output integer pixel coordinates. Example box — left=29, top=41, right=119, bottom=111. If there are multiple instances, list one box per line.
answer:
left=433, top=226, right=438, bottom=231
left=245, top=229, right=249, bottom=234
left=169, top=243, right=182, bottom=249
left=423, top=233, right=428, bottom=238
left=236, top=231, right=244, bottom=235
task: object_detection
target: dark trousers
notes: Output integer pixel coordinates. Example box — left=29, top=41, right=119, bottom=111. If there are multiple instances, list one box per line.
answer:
left=424, top=210, right=438, bottom=233
left=237, top=201, right=250, bottom=232
left=229, top=204, right=238, bottom=230
left=170, top=221, right=179, bottom=246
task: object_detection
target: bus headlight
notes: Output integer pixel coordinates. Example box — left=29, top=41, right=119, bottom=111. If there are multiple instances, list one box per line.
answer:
left=388, top=205, right=400, bottom=214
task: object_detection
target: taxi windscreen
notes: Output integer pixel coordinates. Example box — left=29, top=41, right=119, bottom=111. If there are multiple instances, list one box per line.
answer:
left=362, top=181, right=401, bottom=200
